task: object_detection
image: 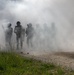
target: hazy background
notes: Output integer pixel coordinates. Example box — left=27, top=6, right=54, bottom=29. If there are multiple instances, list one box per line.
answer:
left=0, top=0, right=74, bottom=54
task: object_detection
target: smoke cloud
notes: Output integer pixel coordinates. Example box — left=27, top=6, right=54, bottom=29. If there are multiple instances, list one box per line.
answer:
left=0, top=0, right=74, bottom=54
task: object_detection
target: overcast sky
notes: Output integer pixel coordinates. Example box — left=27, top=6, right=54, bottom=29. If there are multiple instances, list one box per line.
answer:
left=0, top=0, right=74, bottom=25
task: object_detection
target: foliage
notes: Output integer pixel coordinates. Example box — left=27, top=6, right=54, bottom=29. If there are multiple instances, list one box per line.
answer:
left=0, top=52, right=74, bottom=75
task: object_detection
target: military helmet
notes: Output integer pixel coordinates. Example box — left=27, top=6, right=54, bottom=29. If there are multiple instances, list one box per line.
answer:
left=27, top=24, right=29, bottom=27
left=29, top=23, right=32, bottom=27
left=16, top=21, right=21, bottom=24
left=8, top=23, right=11, bottom=27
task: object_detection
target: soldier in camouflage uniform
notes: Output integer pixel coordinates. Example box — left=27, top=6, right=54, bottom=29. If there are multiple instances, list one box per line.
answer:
left=5, top=23, right=13, bottom=49
left=26, top=23, right=34, bottom=47
left=14, top=21, right=25, bottom=49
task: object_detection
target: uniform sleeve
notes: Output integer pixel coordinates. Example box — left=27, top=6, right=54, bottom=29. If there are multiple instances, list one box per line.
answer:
left=14, top=26, right=16, bottom=33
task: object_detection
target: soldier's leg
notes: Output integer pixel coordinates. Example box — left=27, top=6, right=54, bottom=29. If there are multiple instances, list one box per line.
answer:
left=30, top=37, right=33, bottom=47
left=21, top=41, right=23, bottom=49
left=16, top=37, right=19, bottom=49
left=9, top=38, right=12, bottom=49
left=20, top=37, right=23, bottom=49
left=5, top=37, right=9, bottom=50
left=27, top=37, right=30, bottom=47
left=5, top=40, right=8, bottom=49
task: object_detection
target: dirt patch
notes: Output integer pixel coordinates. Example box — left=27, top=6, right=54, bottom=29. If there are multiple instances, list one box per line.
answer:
left=54, top=52, right=74, bottom=59
left=21, top=51, right=74, bottom=70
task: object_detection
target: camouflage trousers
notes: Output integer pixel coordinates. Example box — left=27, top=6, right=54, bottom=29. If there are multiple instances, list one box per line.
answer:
left=16, top=34, right=23, bottom=49
left=27, top=35, right=33, bottom=47
left=5, top=36, right=12, bottom=50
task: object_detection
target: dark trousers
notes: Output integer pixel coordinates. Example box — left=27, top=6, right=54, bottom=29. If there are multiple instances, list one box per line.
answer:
left=16, top=35, right=23, bottom=49
left=27, top=36, right=33, bottom=47
left=5, top=36, right=12, bottom=50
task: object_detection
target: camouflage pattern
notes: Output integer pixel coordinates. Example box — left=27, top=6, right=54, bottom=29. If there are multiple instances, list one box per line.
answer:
left=26, top=23, right=34, bottom=47
left=14, top=21, right=25, bottom=49
left=5, top=23, right=13, bottom=49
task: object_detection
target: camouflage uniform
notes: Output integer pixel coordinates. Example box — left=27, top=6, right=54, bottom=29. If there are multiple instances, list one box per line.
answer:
left=14, top=21, right=24, bottom=49
left=26, top=23, right=34, bottom=47
left=5, top=23, right=13, bottom=49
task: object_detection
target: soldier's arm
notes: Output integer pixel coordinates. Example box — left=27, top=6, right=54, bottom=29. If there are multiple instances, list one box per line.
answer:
left=25, top=28, right=27, bottom=34
left=14, top=26, right=16, bottom=33
left=11, top=28, right=13, bottom=35
left=12, top=28, right=13, bottom=33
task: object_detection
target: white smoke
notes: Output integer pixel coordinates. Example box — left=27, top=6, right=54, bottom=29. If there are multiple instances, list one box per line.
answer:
left=0, top=0, right=74, bottom=53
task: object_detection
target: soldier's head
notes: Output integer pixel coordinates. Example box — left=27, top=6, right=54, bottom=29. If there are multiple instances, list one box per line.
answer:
left=8, top=23, right=12, bottom=28
left=29, top=23, right=32, bottom=27
left=16, top=21, right=21, bottom=26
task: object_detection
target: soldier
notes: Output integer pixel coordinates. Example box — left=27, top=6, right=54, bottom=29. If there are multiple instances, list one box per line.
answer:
left=26, top=23, right=34, bottom=47
left=14, top=21, right=24, bottom=49
left=50, top=22, right=57, bottom=50
left=5, top=23, right=13, bottom=49
left=51, top=22, right=56, bottom=38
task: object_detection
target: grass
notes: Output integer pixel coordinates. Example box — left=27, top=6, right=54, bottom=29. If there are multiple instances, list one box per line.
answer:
left=0, top=52, right=74, bottom=75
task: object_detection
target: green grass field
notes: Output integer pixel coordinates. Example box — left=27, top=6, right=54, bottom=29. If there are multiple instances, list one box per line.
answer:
left=0, top=52, right=74, bottom=75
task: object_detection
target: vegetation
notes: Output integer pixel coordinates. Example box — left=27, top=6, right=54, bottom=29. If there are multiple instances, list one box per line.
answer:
left=0, top=52, right=74, bottom=75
